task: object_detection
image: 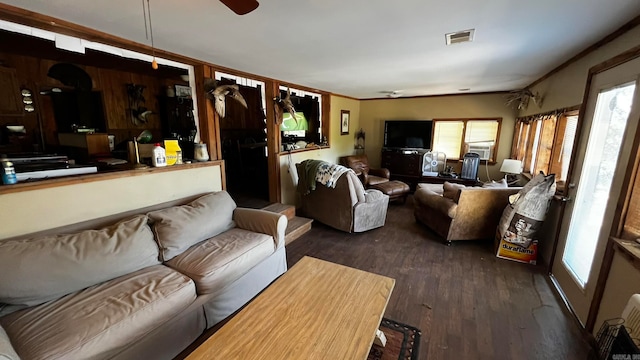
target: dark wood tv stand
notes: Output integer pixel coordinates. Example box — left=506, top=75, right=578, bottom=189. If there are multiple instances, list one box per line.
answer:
left=420, top=176, right=481, bottom=186
left=380, top=149, right=425, bottom=189
left=381, top=149, right=482, bottom=189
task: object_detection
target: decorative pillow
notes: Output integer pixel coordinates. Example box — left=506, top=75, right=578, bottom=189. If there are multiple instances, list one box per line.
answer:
left=0, top=215, right=159, bottom=307
left=148, top=191, right=237, bottom=261
left=442, top=182, right=466, bottom=201
left=482, top=178, right=508, bottom=188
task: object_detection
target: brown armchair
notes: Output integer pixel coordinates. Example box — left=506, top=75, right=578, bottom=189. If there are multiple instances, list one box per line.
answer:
left=339, top=154, right=390, bottom=187
left=296, top=163, right=389, bottom=233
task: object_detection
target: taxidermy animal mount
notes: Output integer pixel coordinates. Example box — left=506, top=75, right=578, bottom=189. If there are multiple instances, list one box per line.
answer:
left=126, top=83, right=152, bottom=125
left=273, top=87, right=297, bottom=125
left=505, top=89, right=543, bottom=110
left=204, top=78, right=248, bottom=118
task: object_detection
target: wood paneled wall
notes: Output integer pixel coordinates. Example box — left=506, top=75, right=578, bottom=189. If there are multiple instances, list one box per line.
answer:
left=0, top=51, right=184, bottom=150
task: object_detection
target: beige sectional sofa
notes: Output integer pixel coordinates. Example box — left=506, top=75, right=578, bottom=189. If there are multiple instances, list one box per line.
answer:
left=0, top=191, right=287, bottom=360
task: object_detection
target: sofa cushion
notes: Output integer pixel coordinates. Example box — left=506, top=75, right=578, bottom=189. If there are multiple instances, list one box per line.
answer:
left=416, top=183, right=444, bottom=195
left=166, top=228, right=275, bottom=295
left=148, top=191, right=237, bottom=261
left=0, top=265, right=196, bottom=360
left=0, top=215, right=159, bottom=308
left=443, top=181, right=465, bottom=202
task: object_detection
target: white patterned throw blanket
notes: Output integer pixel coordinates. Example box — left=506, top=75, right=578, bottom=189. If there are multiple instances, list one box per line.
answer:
left=297, top=160, right=353, bottom=195
left=315, top=161, right=351, bottom=187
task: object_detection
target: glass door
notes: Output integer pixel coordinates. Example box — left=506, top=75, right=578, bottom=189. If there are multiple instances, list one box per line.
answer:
left=552, top=56, right=640, bottom=326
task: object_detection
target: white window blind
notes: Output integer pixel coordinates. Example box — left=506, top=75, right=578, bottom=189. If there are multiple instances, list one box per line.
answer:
left=559, top=115, right=578, bottom=180
left=433, top=121, right=464, bottom=160
left=465, top=120, right=499, bottom=145
left=529, top=120, right=543, bottom=174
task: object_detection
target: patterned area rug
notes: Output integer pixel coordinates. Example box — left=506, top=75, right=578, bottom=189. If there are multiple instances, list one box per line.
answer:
left=368, top=318, right=421, bottom=360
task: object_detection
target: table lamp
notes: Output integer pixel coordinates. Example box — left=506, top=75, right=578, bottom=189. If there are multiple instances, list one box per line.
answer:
left=500, top=159, right=523, bottom=183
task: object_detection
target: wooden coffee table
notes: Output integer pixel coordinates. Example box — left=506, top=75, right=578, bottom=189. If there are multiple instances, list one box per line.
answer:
left=186, top=256, right=395, bottom=360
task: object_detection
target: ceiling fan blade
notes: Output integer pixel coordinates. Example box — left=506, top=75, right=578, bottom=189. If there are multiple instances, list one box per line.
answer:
left=219, top=0, right=259, bottom=15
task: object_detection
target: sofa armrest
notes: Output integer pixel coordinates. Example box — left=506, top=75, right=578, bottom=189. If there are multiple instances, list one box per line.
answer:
left=368, top=168, right=390, bottom=179
left=414, top=188, right=458, bottom=218
left=358, top=171, right=368, bottom=186
left=353, top=190, right=389, bottom=232
left=0, top=325, right=20, bottom=360
left=363, top=189, right=386, bottom=203
left=233, top=208, right=288, bottom=249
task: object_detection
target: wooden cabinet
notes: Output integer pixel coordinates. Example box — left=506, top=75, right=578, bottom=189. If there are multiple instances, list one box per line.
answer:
left=381, top=150, right=424, bottom=188
left=0, top=67, right=23, bottom=116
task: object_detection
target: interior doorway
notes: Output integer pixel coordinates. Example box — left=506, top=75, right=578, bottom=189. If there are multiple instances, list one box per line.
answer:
left=215, top=72, right=270, bottom=208
left=551, top=55, right=640, bottom=326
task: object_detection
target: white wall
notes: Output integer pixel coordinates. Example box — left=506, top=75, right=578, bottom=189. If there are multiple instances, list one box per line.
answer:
left=593, top=248, right=640, bottom=334
left=0, top=165, right=222, bottom=239
left=522, top=26, right=640, bottom=116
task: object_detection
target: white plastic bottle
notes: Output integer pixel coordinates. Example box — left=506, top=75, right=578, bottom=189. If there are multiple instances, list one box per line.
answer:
left=152, top=143, right=167, bottom=167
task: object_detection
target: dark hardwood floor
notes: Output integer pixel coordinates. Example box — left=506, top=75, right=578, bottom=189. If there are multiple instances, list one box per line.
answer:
left=286, top=195, right=595, bottom=360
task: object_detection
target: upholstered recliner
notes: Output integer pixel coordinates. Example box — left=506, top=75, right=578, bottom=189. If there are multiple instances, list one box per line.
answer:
left=296, top=164, right=389, bottom=233
left=339, top=154, right=390, bottom=187
left=414, top=183, right=521, bottom=244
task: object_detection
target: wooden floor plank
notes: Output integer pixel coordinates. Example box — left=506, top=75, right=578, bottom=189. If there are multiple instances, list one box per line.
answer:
left=285, top=196, right=595, bottom=360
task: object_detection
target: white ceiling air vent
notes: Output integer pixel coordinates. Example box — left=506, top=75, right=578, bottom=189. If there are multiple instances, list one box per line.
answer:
left=445, top=29, right=475, bottom=45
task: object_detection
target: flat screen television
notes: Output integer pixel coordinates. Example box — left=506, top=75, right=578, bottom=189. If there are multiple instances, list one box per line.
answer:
left=383, top=120, right=433, bottom=150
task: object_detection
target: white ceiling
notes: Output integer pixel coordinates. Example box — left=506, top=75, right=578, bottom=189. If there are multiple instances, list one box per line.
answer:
left=2, top=0, right=640, bottom=98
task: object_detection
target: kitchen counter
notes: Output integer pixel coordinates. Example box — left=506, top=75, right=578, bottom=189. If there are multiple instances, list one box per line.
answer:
left=0, top=160, right=224, bottom=195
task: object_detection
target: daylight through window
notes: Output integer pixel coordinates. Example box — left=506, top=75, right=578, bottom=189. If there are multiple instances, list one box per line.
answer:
left=432, top=118, right=501, bottom=161
left=511, top=109, right=579, bottom=187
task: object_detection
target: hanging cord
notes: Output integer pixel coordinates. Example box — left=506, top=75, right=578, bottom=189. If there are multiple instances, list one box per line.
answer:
left=145, top=0, right=158, bottom=69
left=484, top=158, right=492, bottom=183
left=141, top=0, right=148, bottom=40
left=287, top=151, right=299, bottom=186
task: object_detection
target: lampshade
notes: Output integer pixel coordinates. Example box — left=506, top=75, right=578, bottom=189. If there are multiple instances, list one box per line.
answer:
left=280, top=112, right=309, bottom=131
left=500, top=159, right=523, bottom=174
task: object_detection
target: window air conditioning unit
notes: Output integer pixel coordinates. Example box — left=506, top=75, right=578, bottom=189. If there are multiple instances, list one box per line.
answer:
left=467, top=145, right=492, bottom=160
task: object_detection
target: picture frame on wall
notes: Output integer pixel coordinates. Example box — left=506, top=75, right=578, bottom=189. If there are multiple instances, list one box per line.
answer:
left=341, top=110, right=350, bottom=135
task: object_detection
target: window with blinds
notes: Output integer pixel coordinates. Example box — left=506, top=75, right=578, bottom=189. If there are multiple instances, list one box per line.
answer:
left=512, top=110, right=579, bottom=187
left=432, top=118, right=501, bottom=161
left=432, top=121, right=464, bottom=160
